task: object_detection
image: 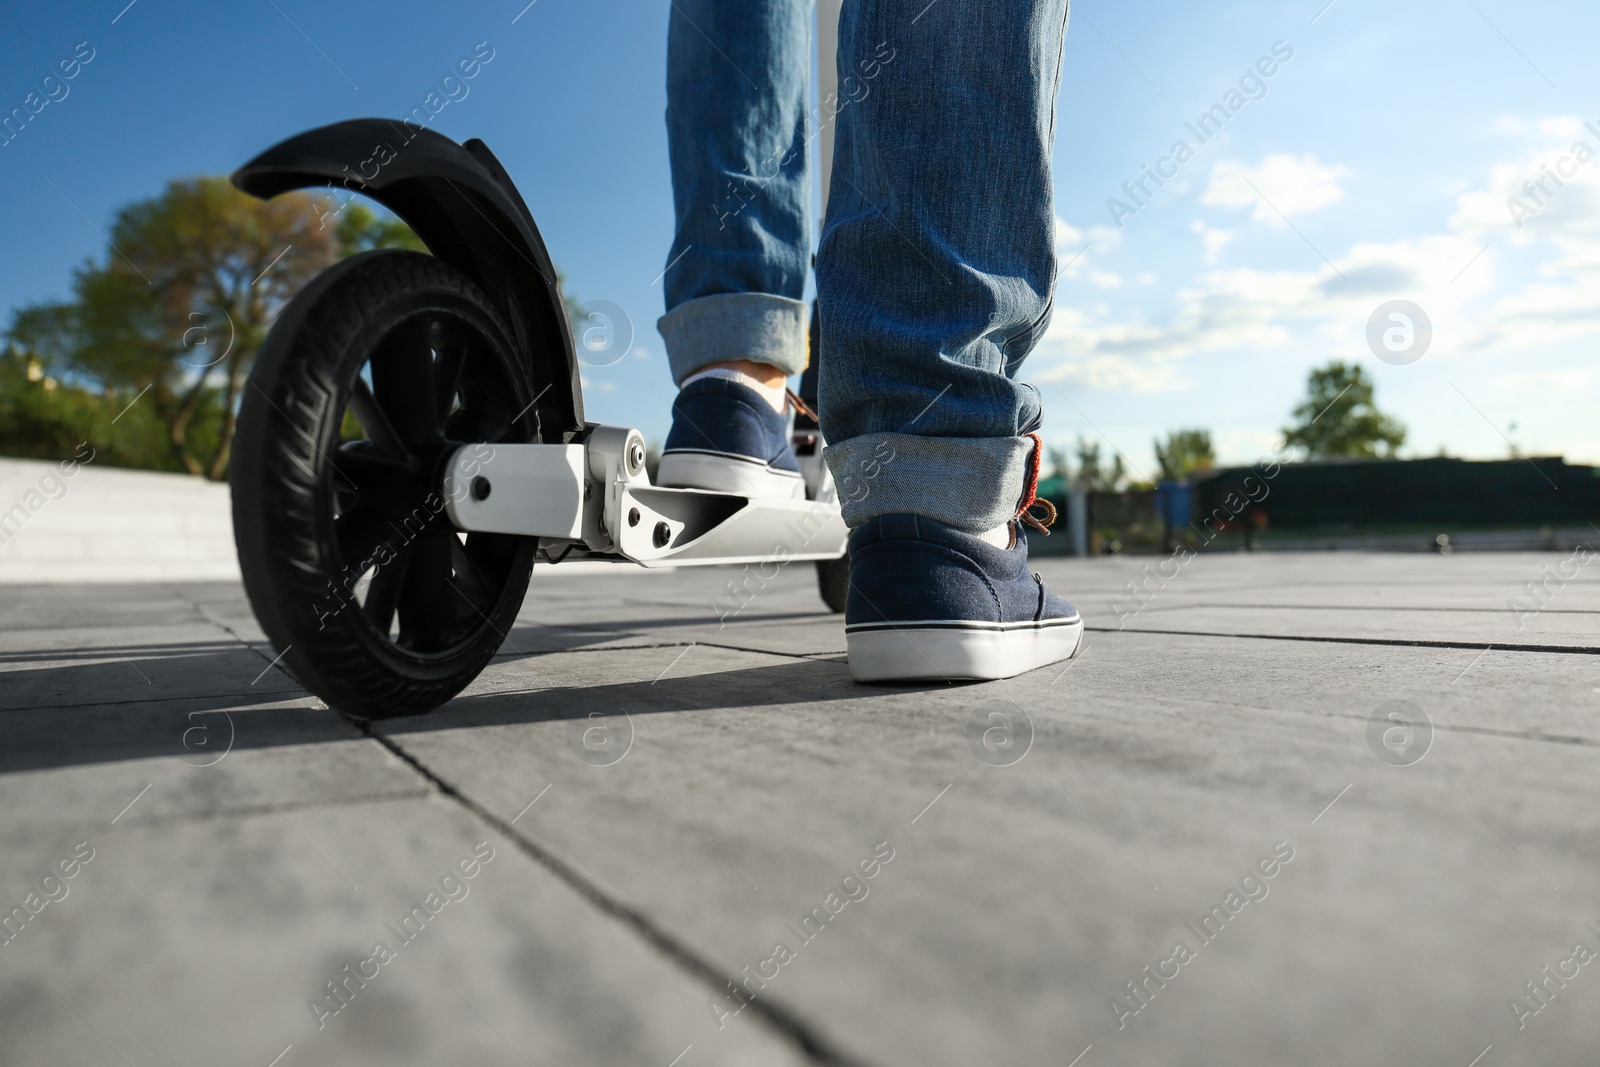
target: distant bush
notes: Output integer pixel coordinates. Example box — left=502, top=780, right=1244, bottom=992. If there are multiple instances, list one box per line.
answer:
left=0, top=349, right=220, bottom=472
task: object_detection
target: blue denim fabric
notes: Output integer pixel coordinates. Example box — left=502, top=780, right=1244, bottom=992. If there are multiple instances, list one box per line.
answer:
left=662, top=0, right=1071, bottom=532
left=660, top=0, right=813, bottom=382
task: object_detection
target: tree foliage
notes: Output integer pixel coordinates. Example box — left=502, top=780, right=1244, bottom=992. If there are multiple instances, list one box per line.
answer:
left=1154, top=428, right=1215, bottom=481
left=1072, top=436, right=1126, bottom=492
left=1281, top=361, right=1406, bottom=459
left=4, top=177, right=423, bottom=478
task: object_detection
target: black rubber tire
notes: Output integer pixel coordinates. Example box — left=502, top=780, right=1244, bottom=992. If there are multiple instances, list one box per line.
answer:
left=816, top=554, right=849, bottom=614
left=231, top=250, right=540, bottom=718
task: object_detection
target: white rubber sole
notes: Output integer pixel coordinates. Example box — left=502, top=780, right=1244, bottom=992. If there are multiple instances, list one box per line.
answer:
left=845, top=616, right=1084, bottom=682
left=657, top=450, right=806, bottom=499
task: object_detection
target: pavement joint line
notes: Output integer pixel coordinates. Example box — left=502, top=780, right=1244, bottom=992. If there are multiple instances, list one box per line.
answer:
left=490, top=638, right=829, bottom=664
left=1087, top=625, right=1600, bottom=656
left=111, top=782, right=152, bottom=824
left=1449, top=779, right=1559, bottom=891
left=910, top=784, right=951, bottom=824
left=1052, top=781, right=1159, bottom=891
left=265, top=1044, right=293, bottom=1067
left=351, top=722, right=872, bottom=1067
left=445, top=976, right=536, bottom=1065
left=844, top=976, right=938, bottom=1067
left=43, top=977, right=138, bottom=1067
left=1245, top=577, right=1309, bottom=638
left=1066, top=1043, right=1093, bottom=1067
left=653, top=642, right=696, bottom=683
left=1310, top=783, right=1352, bottom=825
left=1129, top=601, right=1600, bottom=616
left=651, top=779, right=760, bottom=892
left=0, top=688, right=318, bottom=715
left=1244, top=977, right=1337, bottom=1067
left=251, top=644, right=294, bottom=686
left=511, top=783, right=551, bottom=824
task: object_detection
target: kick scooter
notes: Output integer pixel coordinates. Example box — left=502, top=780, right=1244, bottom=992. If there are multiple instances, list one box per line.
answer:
left=228, top=119, right=847, bottom=717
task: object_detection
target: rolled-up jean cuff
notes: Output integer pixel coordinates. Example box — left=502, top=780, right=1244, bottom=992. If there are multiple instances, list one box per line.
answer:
left=824, top=432, right=1035, bottom=533
left=658, top=293, right=810, bottom=384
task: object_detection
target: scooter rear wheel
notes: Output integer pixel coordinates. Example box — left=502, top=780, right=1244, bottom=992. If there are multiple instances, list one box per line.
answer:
left=816, top=555, right=849, bottom=613
left=231, top=250, right=539, bottom=717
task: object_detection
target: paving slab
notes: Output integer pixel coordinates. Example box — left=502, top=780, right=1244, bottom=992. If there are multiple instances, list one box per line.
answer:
left=0, top=794, right=809, bottom=1066
left=1, top=555, right=1596, bottom=1066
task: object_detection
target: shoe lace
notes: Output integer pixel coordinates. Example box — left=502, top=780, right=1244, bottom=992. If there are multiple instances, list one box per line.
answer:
left=785, top=388, right=819, bottom=423
left=1016, top=432, right=1056, bottom=536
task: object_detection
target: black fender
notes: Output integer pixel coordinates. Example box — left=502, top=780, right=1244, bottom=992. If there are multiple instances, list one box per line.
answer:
left=232, top=118, right=583, bottom=439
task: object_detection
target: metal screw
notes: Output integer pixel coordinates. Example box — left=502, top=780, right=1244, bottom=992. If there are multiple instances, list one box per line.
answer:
left=471, top=476, right=491, bottom=501
left=653, top=522, right=671, bottom=548
left=628, top=507, right=641, bottom=527
left=627, top=441, right=645, bottom=474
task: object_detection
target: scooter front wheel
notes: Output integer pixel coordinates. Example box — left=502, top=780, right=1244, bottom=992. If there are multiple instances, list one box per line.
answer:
left=816, top=555, right=849, bottom=613
left=230, top=250, right=539, bottom=717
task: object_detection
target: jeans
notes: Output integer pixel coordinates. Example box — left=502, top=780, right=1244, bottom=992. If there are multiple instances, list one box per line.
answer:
left=660, top=0, right=1071, bottom=532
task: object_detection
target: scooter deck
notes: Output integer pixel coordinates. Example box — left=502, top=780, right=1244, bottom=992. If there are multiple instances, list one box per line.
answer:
left=443, top=438, right=847, bottom=568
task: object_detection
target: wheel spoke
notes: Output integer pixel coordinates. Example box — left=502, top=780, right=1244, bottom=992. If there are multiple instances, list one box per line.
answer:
left=348, top=379, right=408, bottom=457
left=336, top=509, right=400, bottom=576
left=370, top=317, right=440, bottom=446
left=434, top=332, right=466, bottom=424
left=448, top=536, right=496, bottom=615
left=334, top=440, right=413, bottom=494
left=397, top=529, right=458, bottom=651
left=362, top=550, right=409, bottom=633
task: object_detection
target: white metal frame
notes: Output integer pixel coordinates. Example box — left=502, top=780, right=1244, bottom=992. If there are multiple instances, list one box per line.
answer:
left=443, top=428, right=847, bottom=568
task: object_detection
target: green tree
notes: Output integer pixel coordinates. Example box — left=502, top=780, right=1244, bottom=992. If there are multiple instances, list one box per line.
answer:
left=334, top=201, right=427, bottom=257
left=1281, top=360, right=1405, bottom=459
left=5, top=178, right=424, bottom=478
left=1154, top=428, right=1215, bottom=481
left=1046, top=444, right=1072, bottom=484
left=1072, top=436, right=1125, bottom=492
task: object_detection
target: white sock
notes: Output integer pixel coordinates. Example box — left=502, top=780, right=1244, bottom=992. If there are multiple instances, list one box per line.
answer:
left=680, top=367, right=787, bottom=413
left=976, top=524, right=1013, bottom=549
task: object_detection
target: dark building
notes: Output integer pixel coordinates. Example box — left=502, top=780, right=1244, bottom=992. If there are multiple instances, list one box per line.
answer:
left=1190, top=456, right=1600, bottom=531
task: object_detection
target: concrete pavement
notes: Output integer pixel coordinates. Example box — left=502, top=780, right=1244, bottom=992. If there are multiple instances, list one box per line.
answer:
left=1, top=550, right=1597, bottom=1065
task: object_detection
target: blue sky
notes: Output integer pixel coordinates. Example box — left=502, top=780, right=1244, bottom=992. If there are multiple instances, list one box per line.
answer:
left=3, top=0, right=1597, bottom=474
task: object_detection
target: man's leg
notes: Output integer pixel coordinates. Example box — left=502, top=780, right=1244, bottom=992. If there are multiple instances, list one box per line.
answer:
left=818, top=0, right=1082, bottom=680
left=657, top=0, right=813, bottom=498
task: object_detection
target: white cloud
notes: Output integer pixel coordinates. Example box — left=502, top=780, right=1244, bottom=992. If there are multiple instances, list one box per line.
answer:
left=1034, top=121, right=1600, bottom=410
left=1201, top=154, right=1349, bottom=226
left=1190, top=219, right=1236, bottom=263
left=1054, top=214, right=1123, bottom=282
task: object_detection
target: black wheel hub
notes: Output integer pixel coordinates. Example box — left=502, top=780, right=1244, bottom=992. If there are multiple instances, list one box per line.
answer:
left=328, top=309, right=531, bottom=655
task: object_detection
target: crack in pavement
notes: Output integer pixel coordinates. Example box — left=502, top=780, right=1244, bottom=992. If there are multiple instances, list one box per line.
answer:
left=204, top=612, right=876, bottom=1067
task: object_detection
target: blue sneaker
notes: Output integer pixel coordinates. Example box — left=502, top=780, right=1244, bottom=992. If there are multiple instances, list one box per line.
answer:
left=657, top=376, right=806, bottom=499
left=844, top=514, right=1083, bottom=682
